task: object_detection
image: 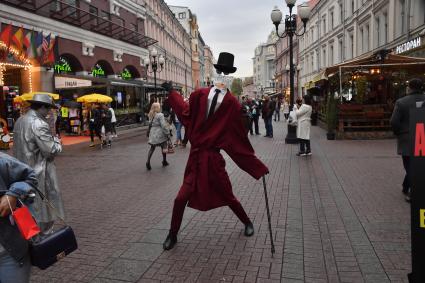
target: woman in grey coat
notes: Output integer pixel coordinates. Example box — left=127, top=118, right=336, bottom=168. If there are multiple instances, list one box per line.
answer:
left=146, top=102, right=171, bottom=170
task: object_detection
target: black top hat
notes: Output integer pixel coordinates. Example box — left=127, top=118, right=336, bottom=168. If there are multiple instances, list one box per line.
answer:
left=214, top=52, right=237, bottom=74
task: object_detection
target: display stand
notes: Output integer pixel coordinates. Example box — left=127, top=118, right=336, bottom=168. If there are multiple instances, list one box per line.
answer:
left=408, top=107, right=425, bottom=283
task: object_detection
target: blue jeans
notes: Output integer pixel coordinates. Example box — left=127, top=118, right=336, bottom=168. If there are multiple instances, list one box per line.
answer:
left=174, top=122, right=182, bottom=141
left=264, top=117, right=273, bottom=136
left=0, top=251, right=31, bottom=283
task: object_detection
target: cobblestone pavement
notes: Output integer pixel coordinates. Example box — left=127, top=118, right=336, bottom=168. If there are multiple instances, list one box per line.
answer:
left=24, top=121, right=409, bottom=283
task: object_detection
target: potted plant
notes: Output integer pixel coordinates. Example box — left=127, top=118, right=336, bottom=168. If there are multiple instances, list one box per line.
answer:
left=326, top=93, right=338, bottom=140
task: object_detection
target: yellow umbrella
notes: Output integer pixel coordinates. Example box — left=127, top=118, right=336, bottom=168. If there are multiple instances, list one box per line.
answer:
left=14, top=92, right=60, bottom=103
left=77, top=93, right=113, bottom=104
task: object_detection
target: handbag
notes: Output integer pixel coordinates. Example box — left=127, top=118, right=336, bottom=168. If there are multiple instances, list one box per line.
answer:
left=6, top=196, right=40, bottom=240
left=288, top=110, right=298, bottom=126
left=163, top=138, right=174, bottom=154
left=29, top=188, right=78, bottom=270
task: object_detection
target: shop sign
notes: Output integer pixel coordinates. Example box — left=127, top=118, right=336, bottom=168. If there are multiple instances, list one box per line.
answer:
left=92, top=64, right=105, bottom=77
left=121, top=68, right=132, bottom=80
left=54, top=57, right=72, bottom=74
left=55, top=77, right=92, bottom=89
left=409, top=108, right=425, bottom=282
left=395, top=37, right=421, bottom=54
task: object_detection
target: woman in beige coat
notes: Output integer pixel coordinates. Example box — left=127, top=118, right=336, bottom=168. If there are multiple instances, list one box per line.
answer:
left=295, top=95, right=313, bottom=156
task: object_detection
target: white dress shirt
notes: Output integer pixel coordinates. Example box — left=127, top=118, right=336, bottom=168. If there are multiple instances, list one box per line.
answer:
left=207, top=86, right=226, bottom=117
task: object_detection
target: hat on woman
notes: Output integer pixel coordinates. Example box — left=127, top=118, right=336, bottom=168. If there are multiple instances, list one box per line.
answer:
left=27, top=94, right=57, bottom=108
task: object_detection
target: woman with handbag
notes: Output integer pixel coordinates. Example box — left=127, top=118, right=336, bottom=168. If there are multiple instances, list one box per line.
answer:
left=146, top=102, right=171, bottom=170
left=0, top=152, right=38, bottom=283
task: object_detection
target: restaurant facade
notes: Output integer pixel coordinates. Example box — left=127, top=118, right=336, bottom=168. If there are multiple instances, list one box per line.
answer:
left=1, top=0, right=157, bottom=130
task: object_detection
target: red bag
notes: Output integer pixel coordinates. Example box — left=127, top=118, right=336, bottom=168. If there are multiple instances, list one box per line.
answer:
left=7, top=196, right=41, bottom=240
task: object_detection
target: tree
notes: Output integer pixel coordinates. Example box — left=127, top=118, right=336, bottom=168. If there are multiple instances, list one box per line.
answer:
left=231, top=78, right=243, bottom=96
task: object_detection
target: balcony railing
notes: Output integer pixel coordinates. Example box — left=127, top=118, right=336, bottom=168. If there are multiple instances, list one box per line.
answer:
left=4, top=0, right=157, bottom=49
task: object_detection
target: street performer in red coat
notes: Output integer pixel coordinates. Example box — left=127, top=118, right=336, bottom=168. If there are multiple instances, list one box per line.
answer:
left=161, top=52, right=269, bottom=250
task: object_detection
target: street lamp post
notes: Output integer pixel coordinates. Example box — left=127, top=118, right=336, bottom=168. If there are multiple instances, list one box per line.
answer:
left=271, top=1, right=310, bottom=144
left=144, top=48, right=165, bottom=99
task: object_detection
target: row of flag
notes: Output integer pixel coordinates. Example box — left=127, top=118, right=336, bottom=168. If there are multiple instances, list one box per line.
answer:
left=0, top=23, right=56, bottom=65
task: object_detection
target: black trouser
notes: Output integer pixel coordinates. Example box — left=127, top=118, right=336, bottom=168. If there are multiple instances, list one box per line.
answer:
left=299, top=139, right=311, bottom=153
left=402, top=155, right=410, bottom=194
left=89, top=122, right=101, bottom=142
left=251, top=115, right=259, bottom=134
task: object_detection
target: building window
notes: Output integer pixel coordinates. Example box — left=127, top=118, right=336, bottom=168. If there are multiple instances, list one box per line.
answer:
left=384, top=12, right=388, bottom=44
left=339, top=2, right=343, bottom=23
left=89, top=5, right=98, bottom=25
left=351, top=0, right=355, bottom=14
left=365, top=24, right=370, bottom=51
left=101, top=11, right=110, bottom=20
left=359, top=27, right=363, bottom=54
left=330, top=11, right=334, bottom=28
left=178, top=12, right=185, bottom=19
left=323, top=16, right=327, bottom=34
left=400, top=0, right=406, bottom=34
left=322, top=47, right=327, bottom=68
left=330, top=44, right=334, bottom=65
left=375, top=16, right=380, bottom=47
left=338, top=39, right=343, bottom=62
left=350, top=33, right=354, bottom=58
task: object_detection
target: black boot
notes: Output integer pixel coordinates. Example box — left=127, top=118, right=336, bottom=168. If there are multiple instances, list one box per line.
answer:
left=146, top=162, right=151, bottom=170
left=244, top=222, right=254, bottom=237
left=162, top=160, right=169, bottom=167
left=163, top=233, right=177, bottom=250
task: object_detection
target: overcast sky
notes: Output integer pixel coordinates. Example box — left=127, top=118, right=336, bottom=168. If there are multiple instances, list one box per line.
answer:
left=165, top=0, right=291, bottom=78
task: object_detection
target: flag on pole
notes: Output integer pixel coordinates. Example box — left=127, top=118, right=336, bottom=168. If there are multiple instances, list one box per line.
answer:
left=43, top=35, right=56, bottom=65
left=0, top=23, right=12, bottom=47
left=11, top=26, right=24, bottom=53
left=42, top=33, right=50, bottom=52
left=27, top=30, right=37, bottom=59
left=0, top=23, right=12, bottom=60
left=35, top=31, right=43, bottom=59
left=23, top=30, right=31, bottom=50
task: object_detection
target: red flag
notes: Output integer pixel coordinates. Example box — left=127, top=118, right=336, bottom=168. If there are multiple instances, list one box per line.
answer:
left=11, top=26, right=24, bottom=53
left=0, top=24, right=12, bottom=47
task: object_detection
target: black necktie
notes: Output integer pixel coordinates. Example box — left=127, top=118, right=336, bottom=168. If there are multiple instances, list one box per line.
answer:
left=208, top=89, right=221, bottom=118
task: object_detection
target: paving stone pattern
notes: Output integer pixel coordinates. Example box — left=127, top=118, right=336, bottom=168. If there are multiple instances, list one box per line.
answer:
left=27, top=122, right=410, bottom=283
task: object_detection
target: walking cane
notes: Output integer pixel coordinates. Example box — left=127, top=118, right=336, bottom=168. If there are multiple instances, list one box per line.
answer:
left=262, top=176, right=275, bottom=255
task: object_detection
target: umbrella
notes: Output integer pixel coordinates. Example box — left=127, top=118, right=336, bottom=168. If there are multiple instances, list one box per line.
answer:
left=14, top=92, right=60, bottom=103
left=62, top=101, right=80, bottom=108
left=77, top=93, right=113, bottom=104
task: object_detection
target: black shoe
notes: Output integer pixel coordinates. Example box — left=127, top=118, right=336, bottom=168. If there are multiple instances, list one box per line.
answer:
left=244, top=222, right=254, bottom=237
left=163, top=233, right=177, bottom=250
left=146, top=162, right=151, bottom=170
left=162, top=160, right=169, bottom=167
left=296, top=152, right=306, bottom=156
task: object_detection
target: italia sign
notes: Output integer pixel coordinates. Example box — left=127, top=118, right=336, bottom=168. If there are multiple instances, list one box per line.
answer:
left=395, top=37, right=421, bottom=54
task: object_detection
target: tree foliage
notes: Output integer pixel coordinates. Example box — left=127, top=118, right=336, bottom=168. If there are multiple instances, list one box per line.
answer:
left=231, top=78, right=243, bottom=96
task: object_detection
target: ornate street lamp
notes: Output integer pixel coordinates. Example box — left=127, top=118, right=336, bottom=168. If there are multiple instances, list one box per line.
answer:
left=144, top=47, right=165, bottom=98
left=271, top=1, right=310, bottom=144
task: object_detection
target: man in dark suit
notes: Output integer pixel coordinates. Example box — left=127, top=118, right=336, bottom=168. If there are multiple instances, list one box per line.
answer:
left=390, top=78, right=425, bottom=202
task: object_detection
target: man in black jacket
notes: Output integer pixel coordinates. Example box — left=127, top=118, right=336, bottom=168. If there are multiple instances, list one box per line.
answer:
left=0, top=152, right=38, bottom=283
left=390, top=78, right=425, bottom=202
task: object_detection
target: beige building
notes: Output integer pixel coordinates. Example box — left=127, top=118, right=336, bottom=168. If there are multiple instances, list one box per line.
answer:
left=298, top=0, right=425, bottom=96
left=144, top=0, right=192, bottom=94
left=204, top=46, right=215, bottom=86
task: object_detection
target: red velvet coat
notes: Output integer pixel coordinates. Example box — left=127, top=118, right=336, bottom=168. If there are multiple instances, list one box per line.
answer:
left=168, top=87, right=269, bottom=211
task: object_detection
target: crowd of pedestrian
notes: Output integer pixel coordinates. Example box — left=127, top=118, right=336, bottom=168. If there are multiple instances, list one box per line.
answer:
left=88, top=103, right=116, bottom=148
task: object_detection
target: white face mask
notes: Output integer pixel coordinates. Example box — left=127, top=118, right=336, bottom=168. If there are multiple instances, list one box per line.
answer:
left=214, top=74, right=232, bottom=90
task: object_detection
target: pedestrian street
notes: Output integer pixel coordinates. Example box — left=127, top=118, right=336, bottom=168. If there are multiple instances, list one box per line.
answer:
left=26, top=123, right=410, bottom=283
